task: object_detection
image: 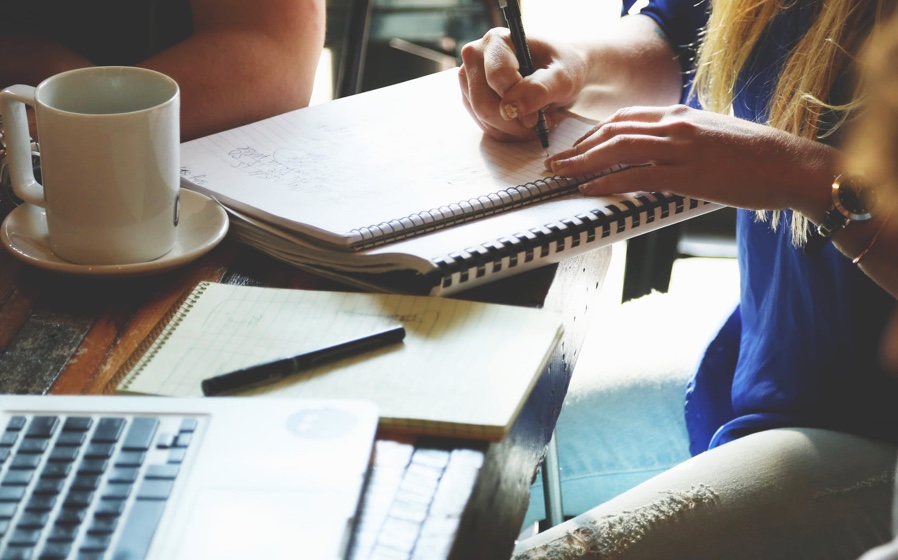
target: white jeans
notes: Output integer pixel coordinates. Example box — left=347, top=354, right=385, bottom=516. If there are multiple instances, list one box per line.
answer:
left=516, top=428, right=897, bottom=560
left=519, top=288, right=897, bottom=558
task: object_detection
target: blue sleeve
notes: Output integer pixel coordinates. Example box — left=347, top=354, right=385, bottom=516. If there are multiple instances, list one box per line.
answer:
left=621, top=0, right=709, bottom=68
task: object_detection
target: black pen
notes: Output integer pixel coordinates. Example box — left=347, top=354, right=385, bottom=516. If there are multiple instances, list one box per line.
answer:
left=201, top=325, right=406, bottom=396
left=498, top=0, right=550, bottom=149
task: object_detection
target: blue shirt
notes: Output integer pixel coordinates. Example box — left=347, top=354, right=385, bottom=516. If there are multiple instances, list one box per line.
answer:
left=635, top=0, right=898, bottom=455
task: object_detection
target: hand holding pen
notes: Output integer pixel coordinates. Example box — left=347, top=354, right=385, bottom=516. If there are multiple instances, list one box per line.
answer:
left=498, top=0, right=550, bottom=149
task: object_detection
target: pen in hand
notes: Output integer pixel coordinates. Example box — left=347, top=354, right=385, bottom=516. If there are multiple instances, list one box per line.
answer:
left=498, top=0, right=550, bottom=150
left=201, top=325, right=406, bottom=396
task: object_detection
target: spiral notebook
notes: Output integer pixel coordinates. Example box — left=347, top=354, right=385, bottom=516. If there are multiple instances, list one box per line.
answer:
left=110, top=281, right=564, bottom=441
left=179, top=69, right=720, bottom=295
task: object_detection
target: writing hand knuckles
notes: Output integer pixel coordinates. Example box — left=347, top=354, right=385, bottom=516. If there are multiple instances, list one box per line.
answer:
left=459, top=41, right=485, bottom=68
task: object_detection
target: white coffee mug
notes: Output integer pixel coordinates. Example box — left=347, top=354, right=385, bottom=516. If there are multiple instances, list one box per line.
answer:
left=0, top=66, right=180, bottom=265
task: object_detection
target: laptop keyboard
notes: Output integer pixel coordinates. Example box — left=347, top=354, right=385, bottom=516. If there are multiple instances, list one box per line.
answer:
left=350, top=441, right=484, bottom=560
left=0, top=413, right=198, bottom=560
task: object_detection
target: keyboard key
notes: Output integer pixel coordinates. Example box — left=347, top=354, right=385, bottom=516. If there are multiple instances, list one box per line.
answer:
left=137, top=479, right=173, bottom=500
left=145, top=464, right=180, bottom=480
left=0, top=447, right=10, bottom=464
left=0, top=486, right=27, bottom=502
left=87, top=515, right=118, bottom=534
left=83, top=443, right=115, bottom=459
left=2, top=470, right=34, bottom=486
left=16, top=511, right=49, bottom=529
left=54, top=432, right=86, bottom=447
left=114, top=451, right=146, bottom=467
left=17, top=438, right=49, bottom=454
left=111, top=499, right=167, bottom=560
left=107, top=467, right=139, bottom=483
left=155, top=433, right=175, bottom=449
left=93, top=500, right=125, bottom=518
left=38, top=541, right=71, bottom=559
left=61, top=417, right=92, bottom=432
left=47, top=446, right=79, bottom=463
left=174, top=432, right=192, bottom=448
left=46, top=524, right=78, bottom=542
left=25, top=416, right=59, bottom=439
left=0, top=545, right=32, bottom=560
left=39, top=463, right=72, bottom=480
left=167, top=448, right=187, bottom=464
left=77, top=459, right=108, bottom=475
left=101, top=483, right=132, bottom=501
left=0, top=431, right=19, bottom=446
left=71, top=474, right=102, bottom=491
left=25, top=495, right=57, bottom=512
left=0, top=502, right=18, bottom=519
left=8, top=527, right=41, bottom=545
left=122, top=417, right=159, bottom=451
left=0, top=519, right=8, bottom=536
left=91, top=418, right=125, bottom=443
left=10, top=454, right=41, bottom=470
left=54, top=508, right=86, bottom=526
left=33, top=478, right=65, bottom=496
left=79, top=532, right=111, bottom=552
left=63, top=490, right=94, bottom=509
left=179, top=418, right=198, bottom=433
left=6, top=416, right=26, bottom=431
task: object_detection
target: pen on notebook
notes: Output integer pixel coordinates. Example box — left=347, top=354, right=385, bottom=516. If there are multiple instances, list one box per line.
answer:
left=498, top=0, right=550, bottom=150
left=201, top=325, right=406, bottom=396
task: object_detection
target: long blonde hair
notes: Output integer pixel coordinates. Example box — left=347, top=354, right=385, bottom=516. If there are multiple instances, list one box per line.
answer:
left=692, top=0, right=893, bottom=245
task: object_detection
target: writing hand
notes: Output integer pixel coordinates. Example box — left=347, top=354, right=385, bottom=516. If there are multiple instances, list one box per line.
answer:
left=458, top=28, right=586, bottom=143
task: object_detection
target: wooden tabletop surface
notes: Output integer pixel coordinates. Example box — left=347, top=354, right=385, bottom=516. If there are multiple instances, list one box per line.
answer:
left=0, top=189, right=614, bottom=559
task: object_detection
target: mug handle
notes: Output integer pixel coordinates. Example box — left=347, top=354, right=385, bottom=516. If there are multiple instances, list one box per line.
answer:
left=0, top=85, right=44, bottom=207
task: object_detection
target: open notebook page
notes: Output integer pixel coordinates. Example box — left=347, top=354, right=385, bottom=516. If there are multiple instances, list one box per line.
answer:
left=119, top=282, right=563, bottom=440
left=179, top=69, right=598, bottom=248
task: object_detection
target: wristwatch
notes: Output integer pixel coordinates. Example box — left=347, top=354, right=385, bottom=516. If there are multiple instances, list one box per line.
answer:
left=807, top=173, right=877, bottom=250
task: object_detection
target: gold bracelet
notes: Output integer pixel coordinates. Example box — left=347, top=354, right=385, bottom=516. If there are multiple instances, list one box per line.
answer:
left=853, top=210, right=893, bottom=265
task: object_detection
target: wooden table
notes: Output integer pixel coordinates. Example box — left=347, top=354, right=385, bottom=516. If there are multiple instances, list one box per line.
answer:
left=0, top=191, right=615, bottom=559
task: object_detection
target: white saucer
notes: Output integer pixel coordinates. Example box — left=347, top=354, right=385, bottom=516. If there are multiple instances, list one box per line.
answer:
left=0, top=189, right=229, bottom=277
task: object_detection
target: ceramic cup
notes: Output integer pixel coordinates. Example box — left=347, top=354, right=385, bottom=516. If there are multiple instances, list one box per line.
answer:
left=0, top=66, right=180, bottom=265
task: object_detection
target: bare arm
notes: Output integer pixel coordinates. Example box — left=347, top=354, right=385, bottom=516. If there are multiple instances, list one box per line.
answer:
left=0, top=0, right=325, bottom=141
left=142, top=0, right=325, bottom=140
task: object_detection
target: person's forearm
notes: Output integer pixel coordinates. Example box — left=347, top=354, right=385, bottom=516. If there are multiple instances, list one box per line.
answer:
left=573, top=15, right=683, bottom=115
left=140, top=0, right=325, bottom=141
left=0, top=34, right=92, bottom=88
left=137, top=30, right=321, bottom=140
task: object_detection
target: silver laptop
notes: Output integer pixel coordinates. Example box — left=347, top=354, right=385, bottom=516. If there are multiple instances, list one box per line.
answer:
left=0, top=395, right=378, bottom=560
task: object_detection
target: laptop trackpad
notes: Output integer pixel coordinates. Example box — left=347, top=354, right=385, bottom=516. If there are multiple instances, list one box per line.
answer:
left=173, top=488, right=350, bottom=559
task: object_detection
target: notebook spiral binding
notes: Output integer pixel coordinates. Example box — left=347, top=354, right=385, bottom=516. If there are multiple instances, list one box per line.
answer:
left=431, top=192, right=710, bottom=290
left=349, top=174, right=599, bottom=250
left=109, top=282, right=210, bottom=393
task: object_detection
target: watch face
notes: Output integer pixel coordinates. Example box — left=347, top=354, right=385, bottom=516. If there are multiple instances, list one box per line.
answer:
left=833, top=175, right=876, bottom=221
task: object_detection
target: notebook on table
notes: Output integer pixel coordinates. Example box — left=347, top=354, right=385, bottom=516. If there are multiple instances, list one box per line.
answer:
left=0, top=395, right=378, bottom=560
left=179, top=68, right=721, bottom=296
left=107, top=281, right=563, bottom=442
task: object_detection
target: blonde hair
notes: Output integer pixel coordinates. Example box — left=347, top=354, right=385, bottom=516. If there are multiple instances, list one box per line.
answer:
left=692, top=0, right=893, bottom=245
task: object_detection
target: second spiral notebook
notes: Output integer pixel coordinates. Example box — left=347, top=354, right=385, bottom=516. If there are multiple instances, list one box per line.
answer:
left=180, top=69, right=720, bottom=295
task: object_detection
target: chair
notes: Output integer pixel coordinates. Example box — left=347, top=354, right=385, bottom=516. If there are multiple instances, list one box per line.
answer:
left=328, top=0, right=498, bottom=98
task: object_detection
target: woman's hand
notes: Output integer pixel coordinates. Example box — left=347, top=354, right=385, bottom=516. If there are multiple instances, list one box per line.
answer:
left=458, top=28, right=587, bottom=142
left=546, top=105, right=838, bottom=216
